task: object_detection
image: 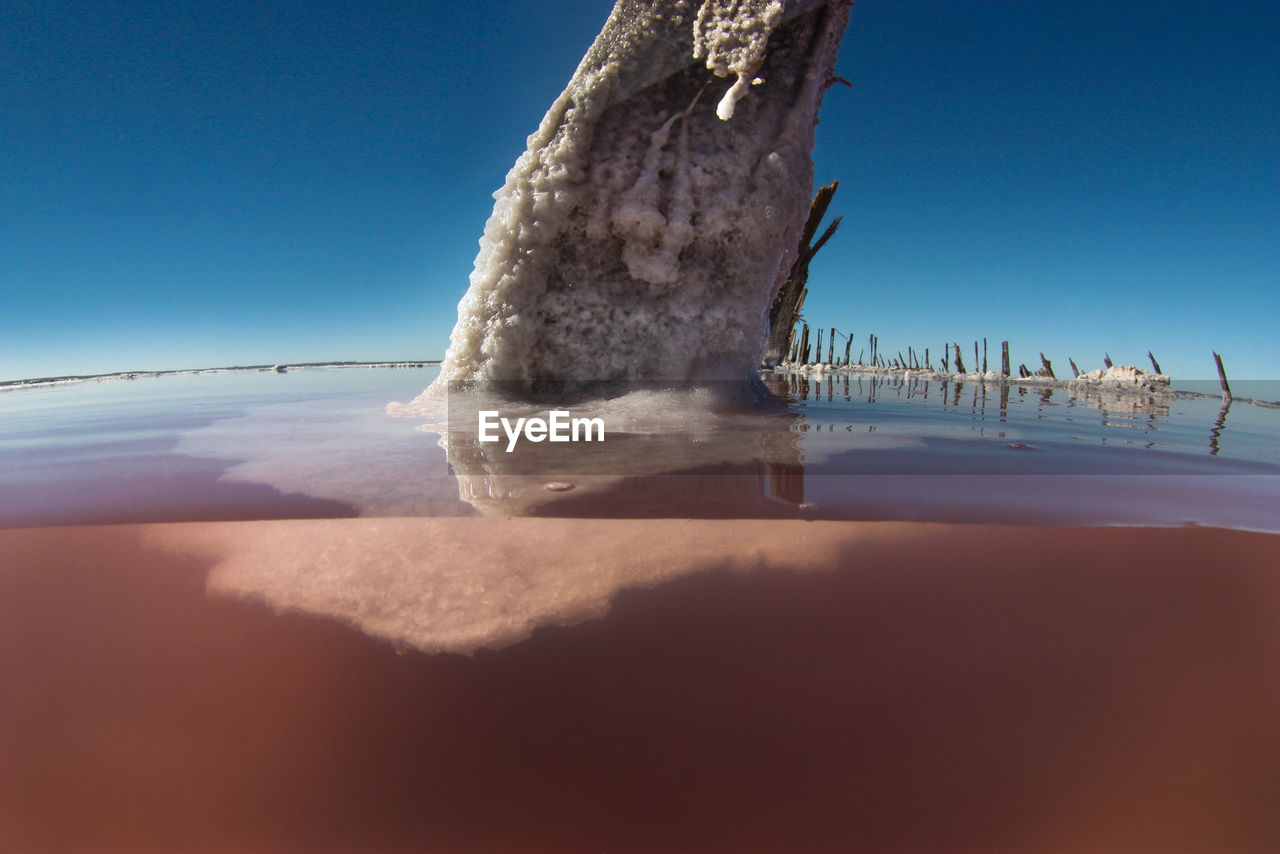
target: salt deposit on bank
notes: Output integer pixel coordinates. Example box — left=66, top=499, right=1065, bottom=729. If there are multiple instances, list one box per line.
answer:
left=776, top=362, right=1176, bottom=396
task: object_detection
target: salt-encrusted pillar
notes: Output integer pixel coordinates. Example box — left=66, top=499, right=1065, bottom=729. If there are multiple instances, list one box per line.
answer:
left=428, top=0, right=852, bottom=388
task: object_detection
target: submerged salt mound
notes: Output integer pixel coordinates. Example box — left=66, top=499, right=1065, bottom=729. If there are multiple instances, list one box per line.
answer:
left=433, top=0, right=851, bottom=389
left=1072, top=364, right=1173, bottom=393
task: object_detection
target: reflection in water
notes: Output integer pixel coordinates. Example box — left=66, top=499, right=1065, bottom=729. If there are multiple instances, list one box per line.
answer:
left=399, top=373, right=1280, bottom=521
left=429, top=382, right=808, bottom=516
left=5, top=367, right=1275, bottom=529
left=1211, top=399, right=1231, bottom=456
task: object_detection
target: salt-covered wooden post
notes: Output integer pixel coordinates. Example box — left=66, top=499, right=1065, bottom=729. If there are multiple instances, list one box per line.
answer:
left=1001, top=341, right=1010, bottom=376
left=1213, top=351, right=1232, bottom=402
left=1039, top=353, right=1055, bottom=378
left=433, top=0, right=856, bottom=388
left=954, top=343, right=965, bottom=374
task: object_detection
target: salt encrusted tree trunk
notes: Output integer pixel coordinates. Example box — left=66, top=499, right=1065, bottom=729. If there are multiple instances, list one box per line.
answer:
left=427, top=0, right=853, bottom=389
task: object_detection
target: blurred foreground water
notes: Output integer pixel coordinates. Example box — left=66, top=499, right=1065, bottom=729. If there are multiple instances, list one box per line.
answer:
left=2, top=365, right=1279, bottom=853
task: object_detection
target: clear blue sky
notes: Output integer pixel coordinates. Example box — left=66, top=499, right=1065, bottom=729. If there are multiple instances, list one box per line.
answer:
left=2, top=0, right=1276, bottom=382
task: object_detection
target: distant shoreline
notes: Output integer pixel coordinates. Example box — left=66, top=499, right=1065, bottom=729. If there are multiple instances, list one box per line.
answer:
left=3, top=360, right=1274, bottom=409
left=0, top=361, right=441, bottom=391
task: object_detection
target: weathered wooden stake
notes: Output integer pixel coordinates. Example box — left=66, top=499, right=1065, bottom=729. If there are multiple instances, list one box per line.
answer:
left=954, top=343, right=966, bottom=374
left=1019, top=364, right=1030, bottom=378
left=843, top=336, right=852, bottom=366
left=799, top=323, right=810, bottom=364
left=925, top=347, right=930, bottom=370
left=1001, top=341, right=1010, bottom=376
left=763, top=181, right=840, bottom=365
left=982, top=338, right=988, bottom=374
left=1213, top=351, right=1232, bottom=402
left=1039, top=353, right=1055, bottom=378
left=1148, top=351, right=1163, bottom=374
left=974, top=341, right=980, bottom=374
left=828, top=328, right=835, bottom=364
left=815, top=329, right=823, bottom=363
left=1103, top=353, right=1113, bottom=369
left=944, top=343, right=950, bottom=372
left=1069, top=357, right=1080, bottom=378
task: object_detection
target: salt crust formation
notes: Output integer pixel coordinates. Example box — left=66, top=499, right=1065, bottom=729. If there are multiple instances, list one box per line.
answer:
left=149, top=517, right=903, bottom=655
left=777, top=362, right=1177, bottom=415
left=426, top=0, right=851, bottom=390
left=1072, top=364, right=1173, bottom=394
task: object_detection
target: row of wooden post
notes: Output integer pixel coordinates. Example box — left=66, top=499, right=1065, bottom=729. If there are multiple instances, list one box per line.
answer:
left=771, top=185, right=1236, bottom=399
left=785, top=332, right=1232, bottom=397
left=790, top=331, right=1019, bottom=375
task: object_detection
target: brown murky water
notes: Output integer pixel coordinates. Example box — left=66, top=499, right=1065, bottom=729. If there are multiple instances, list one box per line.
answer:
left=3, top=518, right=1278, bottom=853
